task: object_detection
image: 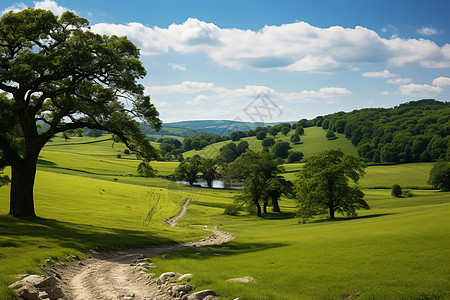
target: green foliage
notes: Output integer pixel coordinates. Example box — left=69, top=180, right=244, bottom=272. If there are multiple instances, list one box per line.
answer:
left=296, top=149, right=369, bottom=220
left=0, top=9, right=161, bottom=217
left=322, top=99, right=449, bottom=163
left=256, top=131, right=267, bottom=140
left=280, top=127, right=290, bottom=136
left=173, top=158, right=201, bottom=186
left=287, top=151, right=303, bottom=163
left=227, top=151, right=283, bottom=216
left=223, top=204, right=240, bottom=216
left=137, top=161, right=157, bottom=178
left=290, top=134, right=300, bottom=144
left=295, top=126, right=305, bottom=135
left=0, top=167, right=9, bottom=187
left=261, top=137, right=275, bottom=147
left=200, top=158, right=219, bottom=188
left=427, top=161, right=450, bottom=191
left=391, top=184, right=403, bottom=198
left=326, top=130, right=336, bottom=139
left=272, top=141, right=291, bottom=159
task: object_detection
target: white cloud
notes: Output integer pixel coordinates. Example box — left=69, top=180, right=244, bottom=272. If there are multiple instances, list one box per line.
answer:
left=387, top=78, right=412, bottom=85
left=147, top=81, right=350, bottom=106
left=362, top=69, right=395, bottom=78
left=2, top=0, right=73, bottom=16
left=92, top=19, right=450, bottom=72
left=381, top=91, right=390, bottom=95
left=169, top=63, right=186, bottom=71
left=399, top=83, right=443, bottom=97
left=417, top=26, right=438, bottom=36
left=432, top=76, right=450, bottom=87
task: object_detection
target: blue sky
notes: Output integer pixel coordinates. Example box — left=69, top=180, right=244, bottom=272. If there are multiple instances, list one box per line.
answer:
left=2, top=0, right=450, bottom=123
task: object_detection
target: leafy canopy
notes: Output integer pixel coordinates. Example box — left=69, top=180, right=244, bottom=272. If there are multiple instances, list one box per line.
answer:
left=0, top=8, right=162, bottom=168
left=295, top=149, right=369, bottom=220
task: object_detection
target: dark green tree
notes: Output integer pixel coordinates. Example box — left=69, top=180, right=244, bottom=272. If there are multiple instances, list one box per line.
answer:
left=295, top=149, right=369, bottom=220
left=287, top=151, right=303, bottom=163
left=256, top=131, right=267, bottom=140
left=262, top=137, right=275, bottom=147
left=290, top=134, right=301, bottom=144
left=0, top=9, right=161, bottom=217
left=427, top=161, right=450, bottom=191
left=326, top=131, right=336, bottom=140
left=200, top=158, right=219, bottom=188
left=173, top=158, right=201, bottom=186
left=295, top=126, right=305, bottom=135
left=227, top=152, right=282, bottom=217
left=272, top=141, right=291, bottom=158
left=137, top=161, right=157, bottom=178
left=391, top=184, right=403, bottom=198
left=280, top=127, right=290, bottom=136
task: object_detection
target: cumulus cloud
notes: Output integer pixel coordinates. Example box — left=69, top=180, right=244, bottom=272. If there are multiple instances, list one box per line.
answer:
left=91, top=18, right=450, bottom=72
left=2, top=0, right=73, bottom=16
left=432, top=76, right=450, bottom=87
left=399, top=83, right=443, bottom=97
left=417, top=26, right=438, bottom=36
left=147, top=81, right=351, bottom=106
left=362, top=69, right=395, bottom=78
left=387, top=78, right=412, bottom=85
left=169, top=63, right=186, bottom=71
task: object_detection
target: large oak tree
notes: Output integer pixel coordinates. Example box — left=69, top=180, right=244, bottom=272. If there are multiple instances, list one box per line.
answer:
left=0, top=9, right=161, bottom=217
left=295, top=149, right=369, bottom=220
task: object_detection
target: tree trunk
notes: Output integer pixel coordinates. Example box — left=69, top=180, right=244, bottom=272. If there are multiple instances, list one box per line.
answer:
left=272, top=196, right=281, bottom=212
left=9, top=156, right=38, bottom=217
left=253, top=199, right=262, bottom=217
left=263, top=201, right=268, bottom=214
left=206, top=179, right=212, bottom=188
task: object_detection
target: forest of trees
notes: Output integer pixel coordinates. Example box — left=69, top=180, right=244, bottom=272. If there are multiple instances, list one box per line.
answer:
left=315, top=99, right=449, bottom=163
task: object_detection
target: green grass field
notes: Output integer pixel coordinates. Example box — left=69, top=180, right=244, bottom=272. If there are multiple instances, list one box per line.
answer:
left=1, top=134, right=449, bottom=299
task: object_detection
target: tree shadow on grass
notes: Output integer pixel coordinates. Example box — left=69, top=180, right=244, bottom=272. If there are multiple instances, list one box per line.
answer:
left=308, top=213, right=394, bottom=224
left=157, top=241, right=289, bottom=261
left=0, top=214, right=177, bottom=253
left=262, top=212, right=297, bottom=220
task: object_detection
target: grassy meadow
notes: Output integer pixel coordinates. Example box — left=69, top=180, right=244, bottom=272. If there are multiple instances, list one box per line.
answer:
left=0, top=133, right=449, bottom=299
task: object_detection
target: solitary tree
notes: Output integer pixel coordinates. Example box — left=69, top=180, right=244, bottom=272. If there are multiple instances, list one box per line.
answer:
left=391, top=184, right=403, bottom=198
left=326, top=131, right=336, bottom=140
left=173, top=158, right=201, bottom=186
left=427, top=161, right=450, bottom=191
left=0, top=9, right=162, bottom=217
left=290, top=134, right=301, bottom=144
left=295, top=149, right=369, bottom=220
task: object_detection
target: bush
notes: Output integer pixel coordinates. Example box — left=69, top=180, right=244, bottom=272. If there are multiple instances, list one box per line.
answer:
left=288, top=151, right=304, bottom=163
left=391, top=184, right=402, bottom=198
left=123, top=149, right=130, bottom=155
left=326, top=131, right=336, bottom=140
left=262, top=137, right=275, bottom=147
left=223, top=205, right=240, bottom=216
left=117, top=154, right=122, bottom=159
left=402, top=190, right=414, bottom=197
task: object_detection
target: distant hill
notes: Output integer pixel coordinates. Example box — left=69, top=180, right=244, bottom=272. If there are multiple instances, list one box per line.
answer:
left=164, top=120, right=284, bottom=136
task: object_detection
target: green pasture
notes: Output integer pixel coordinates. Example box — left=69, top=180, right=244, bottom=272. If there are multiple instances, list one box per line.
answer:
left=1, top=133, right=448, bottom=299
left=184, top=126, right=357, bottom=160
left=151, top=190, right=450, bottom=300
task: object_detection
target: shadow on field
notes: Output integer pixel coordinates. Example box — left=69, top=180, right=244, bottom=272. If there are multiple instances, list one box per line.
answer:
left=262, top=212, right=297, bottom=220
left=309, top=213, right=394, bottom=224
left=161, top=241, right=289, bottom=261
left=0, top=215, right=177, bottom=252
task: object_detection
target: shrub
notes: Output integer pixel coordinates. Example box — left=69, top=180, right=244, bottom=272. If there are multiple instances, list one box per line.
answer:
left=123, top=149, right=130, bottom=155
left=288, top=151, right=304, bottom=163
left=402, top=190, right=414, bottom=197
left=223, top=205, right=240, bottom=216
left=117, top=154, right=122, bottom=159
left=391, top=184, right=402, bottom=198
left=326, top=131, right=336, bottom=140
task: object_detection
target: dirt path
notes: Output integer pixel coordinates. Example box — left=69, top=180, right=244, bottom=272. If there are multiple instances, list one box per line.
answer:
left=163, top=199, right=191, bottom=227
left=57, top=200, right=236, bottom=300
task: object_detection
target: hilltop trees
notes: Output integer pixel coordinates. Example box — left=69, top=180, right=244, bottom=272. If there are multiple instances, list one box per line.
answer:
left=0, top=9, right=161, bottom=217
left=296, top=149, right=369, bottom=220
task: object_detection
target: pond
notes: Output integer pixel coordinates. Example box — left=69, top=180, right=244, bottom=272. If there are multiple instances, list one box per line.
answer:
left=174, top=179, right=244, bottom=189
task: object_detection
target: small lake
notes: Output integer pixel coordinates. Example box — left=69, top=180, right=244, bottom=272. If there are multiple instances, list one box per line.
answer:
left=175, top=179, right=244, bottom=189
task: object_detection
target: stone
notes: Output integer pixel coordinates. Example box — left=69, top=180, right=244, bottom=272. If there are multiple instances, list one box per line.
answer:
left=14, top=283, right=39, bottom=300
left=226, top=276, right=256, bottom=283
left=161, top=254, right=169, bottom=259
left=203, top=296, right=221, bottom=300
left=156, top=272, right=176, bottom=284
left=137, top=254, right=147, bottom=260
left=177, top=273, right=193, bottom=282
left=41, top=286, right=64, bottom=299
left=187, top=289, right=216, bottom=300
left=213, top=253, right=223, bottom=256
left=21, top=275, right=56, bottom=288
